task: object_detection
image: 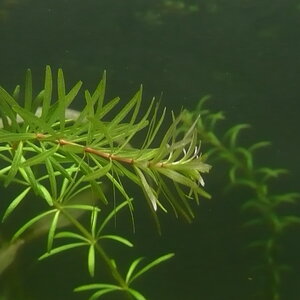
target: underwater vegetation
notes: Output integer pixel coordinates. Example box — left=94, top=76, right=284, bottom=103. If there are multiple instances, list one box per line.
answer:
left=0, top=66, right=210, bottom=299
left=182, top=96, right=300, bottom=300
left=0, top=67, right=299, bottom=300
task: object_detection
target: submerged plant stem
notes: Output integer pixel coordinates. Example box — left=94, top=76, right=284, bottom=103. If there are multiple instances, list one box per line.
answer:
left=54, top=201, right=132, bottom=298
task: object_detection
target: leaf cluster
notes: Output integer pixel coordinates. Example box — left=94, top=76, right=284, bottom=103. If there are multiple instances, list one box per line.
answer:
left=0, top=66, right=211, bottom=299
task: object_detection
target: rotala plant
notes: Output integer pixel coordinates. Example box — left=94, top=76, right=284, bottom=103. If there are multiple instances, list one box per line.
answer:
left=181, top=96, right=300, bottom=300
left=0, top=66, right=211, bottom=299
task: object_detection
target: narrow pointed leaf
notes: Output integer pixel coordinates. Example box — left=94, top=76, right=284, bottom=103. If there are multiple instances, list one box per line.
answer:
left=83, top=160, right=112, bottom=181
left=45, top=156, right=57, bottom=199
left=88, top=245, right=95, bottom=277
left=0, top=86, right=19, bottom=129
left=126, top=257, right=143, bottom=284
left=47, top=210, right=60, bottom=252
left=39, top=242, right=86, bottom=260
left=97, top=97, right=120, bottom=119
left=5, top=141, right=23, bottom=187
left=89, top=288, right=120, bottom=299
left=41, top=65, right=52, bottom=119
left=135, top=167, right=157, bottom=211
left=12, top=209, right=56, bottom=241
left=97, top=200, right=131, bottom=235
left=21, top=145, right=59, bottom=167
left=38, top=183, right=54, bottom=206
left=2, top=187, right=31, bottom=221
left=128, top=253, right=174, bottom=284
left=74, top=283, right=121, bottom=292
left=109, top=88, right=142, bottom=128
left=99, top=235, right=133, bottom=247
left=127, top=288, right=147, bottom=300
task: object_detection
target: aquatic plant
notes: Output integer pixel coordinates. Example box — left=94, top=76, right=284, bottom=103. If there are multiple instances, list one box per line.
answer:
left=0, top=66, right=210, bottom=299
left=182, top=96, right=300, bottom=300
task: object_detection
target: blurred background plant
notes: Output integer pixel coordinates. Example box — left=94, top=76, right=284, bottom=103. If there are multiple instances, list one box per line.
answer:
left=181, top=96, right=300, bottom=300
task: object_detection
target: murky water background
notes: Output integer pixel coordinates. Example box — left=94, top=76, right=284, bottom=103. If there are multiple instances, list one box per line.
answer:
left=0, top=1, right=299, bottom=299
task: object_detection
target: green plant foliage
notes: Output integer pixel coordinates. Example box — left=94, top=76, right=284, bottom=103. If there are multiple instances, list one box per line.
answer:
left=182, top=96, right=300, bottom=300
left=0, top=66, right=211, bottom=299
left=75, top=253, right=175, bottom=300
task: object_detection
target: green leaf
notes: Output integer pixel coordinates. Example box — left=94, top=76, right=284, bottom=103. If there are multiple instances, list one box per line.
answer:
left=12, top=104, right=55, bottom=134
left=0, top=86, right=19, bottom=129
left=12, top=85, right=20, bottom=101
left=106, top=172, right=132, bottom=206
left=113, top=161, right=140, bottom=185
left=83, top=160, right=112, bottom=181
left=94, top=71, right=106, bottom=115
left=65, top=81, right=83, bottom=107
left=48, top=80, right=82, bottom=126
left=97, top=97, right=120, bottom=120
left=74, top=283, right=121, bottom=292
left=207, top=111, right=225, bottom=130
left=135, top=167, right=158, bottom=211
left=57, top=68, right=66, bottom=101
left=37, top=183, right=54, bottom=206
left=127, top=253, right=174, bottom=284
left=0, top=112, right=10, bottom=129
left=45, top=155, right=57, bottom=199
left=5, top=141, right=23, bottom=187
left=21, top=145, right=59, bottom=167
left=90, top=179, right=109, bottom=205
left=126, top=257, right=143, bottom=284
left=224, top=124, right=250, bottom=149
left=113, top=109, right=151, bottom=154
left=153, top=114, right=181, bottom=163
left=57, top=68, right=66, bottom=130
left=141, top=104, right=166, bottom=151
left=19, top=163, right=39, bottom=194
left=109, top=87, right=142, bottom=128
left=39, top=242, right=87, bottom=260
left=88, top=245, right=96, bottom=277
left=229, top=166, right=237, bottom=184
left=156, top=167, right=199, bottom=190
left=55, top=231, right=90, bottom=242
left=74, top=283, right=124, bottom=300
left=156, top=174, right=188, bottom=219
left=68, top=152, right=108, bottom=204
left=249, top=141, right=271, bottom=152
left=89, top=288, right=120, bottom=299
left=41, top=65, right=52, bottom=119
left=2, top=187, right=31, bottom=221
left=97, top=200, right=132, bottom=236
left=235, top=147, right=253, bottom=170
left=64, top=204, right=100, bottom=212
left=127, top=288, right=147, bottom=300
left=50, top=157, right=73, bottom=181
left=271, top=193, right=300, bottom=206
left=0, top=132, right=37, bottom=143
left=12, top=209, right=56, bottom=241
left=90, top=208, right=98, bottom=237
left=47, top=210, right=60, bottom=252
left=85, top=90, right=96, bottom=145
left=196, top=94, right=211, bottom=111
left=99, top=235, right=133, bottom=247
left=257, top=167, right=288, bottom=181
left=174, top=182, right=195, bottom=219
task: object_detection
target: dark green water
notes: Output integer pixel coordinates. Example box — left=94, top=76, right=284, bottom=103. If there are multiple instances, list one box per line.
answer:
left=0, top=1, right=300, bottom=299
